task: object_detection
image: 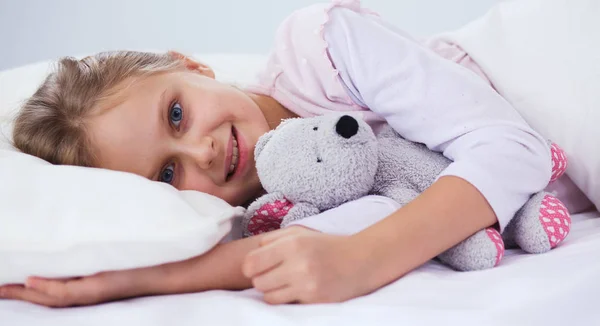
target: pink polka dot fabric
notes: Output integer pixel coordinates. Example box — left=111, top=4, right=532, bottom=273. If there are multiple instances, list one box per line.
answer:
left=485, top=228, right=505, bottom=266
left=539, top=195, right=571, bottom=248
left=550, top=143, right=568, bottom=182
left=247, top=198, right=294, bottom=236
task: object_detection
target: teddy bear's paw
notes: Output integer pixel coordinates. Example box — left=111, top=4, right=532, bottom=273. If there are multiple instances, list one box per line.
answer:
left=538, top=194, right=571, bottom=249
left=550, top=142, right=568, bottom=183
left=485, top=228, right=505, bottom=265
left=437, top=228, right=505, bottom=271
left=246, top=198, right=294, bottom=236
left=508, top=192, right=571, bottom=254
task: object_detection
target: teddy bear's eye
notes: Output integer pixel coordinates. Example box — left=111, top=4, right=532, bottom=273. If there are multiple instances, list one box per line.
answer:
left=313, top=127, right=318, bottom=131
left=317, top=158, right=322, bottom=163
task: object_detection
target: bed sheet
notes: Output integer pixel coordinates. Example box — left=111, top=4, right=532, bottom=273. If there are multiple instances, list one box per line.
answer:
left=1, top=210, right=599, bottom=326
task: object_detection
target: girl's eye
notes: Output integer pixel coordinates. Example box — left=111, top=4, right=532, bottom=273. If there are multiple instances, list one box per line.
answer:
left=159, top=164, right=175, bottom=184
left=169, top=102, right=183, bottom=129
left=313, top=126, right=318, bottom=131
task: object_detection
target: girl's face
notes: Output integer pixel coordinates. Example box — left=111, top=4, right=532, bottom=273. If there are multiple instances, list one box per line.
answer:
left=88, top=63, right=269, bottom=206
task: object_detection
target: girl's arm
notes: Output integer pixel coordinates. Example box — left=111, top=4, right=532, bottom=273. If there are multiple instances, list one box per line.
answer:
left=354, top=175, right=496, bottom=291
left=242, top=176, right=496, bottom=304
left=151, top=234, right=261, bottom=293
left=323, top=7, right=552, bottom=231
left=241, top=7, right=552, bottom=304
left=0, top=235, right=264, bottom=307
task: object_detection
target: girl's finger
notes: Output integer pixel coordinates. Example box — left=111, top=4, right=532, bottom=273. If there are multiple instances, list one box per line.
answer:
left=242, top=240, right=291, bottom=278
left=251, top=263, right=291, bottom=293
left=262, top=285, right=298, bottom=305
left=26, top=277, right=72, bottom=298
left=0, top=284, right=64, bottom=307
left=259, top=226, right=309, bottom=246
left=28, top=276, right=79, bottom=283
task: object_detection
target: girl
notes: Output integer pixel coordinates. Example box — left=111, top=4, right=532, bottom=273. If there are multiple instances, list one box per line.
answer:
left=0, top=1, right=553, bottom=307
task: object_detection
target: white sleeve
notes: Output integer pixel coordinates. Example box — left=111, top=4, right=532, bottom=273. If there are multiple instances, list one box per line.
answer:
left=287, top=195, right=401, bottom=235
left=323, top=8, right=552, bottom=230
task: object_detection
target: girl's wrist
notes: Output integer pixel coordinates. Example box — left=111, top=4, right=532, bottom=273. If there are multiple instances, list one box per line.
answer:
left=346, top=209, right=421, bottom=292
left=90, top=267, right=163, bottom=302
left=120, top=263, right=175, bottom=297
left=345, top=232, right=392, bottom=293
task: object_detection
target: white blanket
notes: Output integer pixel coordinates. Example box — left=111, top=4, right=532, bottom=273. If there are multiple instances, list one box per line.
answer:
left=2, top=209, right=599, bottom=326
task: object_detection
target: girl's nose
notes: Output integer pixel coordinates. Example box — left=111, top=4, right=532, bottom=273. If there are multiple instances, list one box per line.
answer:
left=182, top=135, right=217, bottom=170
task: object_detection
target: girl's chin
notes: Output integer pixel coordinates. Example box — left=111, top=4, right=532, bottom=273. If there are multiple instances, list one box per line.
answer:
left=241, top=187, right=266, bottom=208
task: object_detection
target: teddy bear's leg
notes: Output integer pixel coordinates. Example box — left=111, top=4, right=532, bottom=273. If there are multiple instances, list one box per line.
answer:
left=437, top=228, right=505, bottom=271
left=503, top=192, right=571, bottom=254
left=549, top=142, right=568, bottom=183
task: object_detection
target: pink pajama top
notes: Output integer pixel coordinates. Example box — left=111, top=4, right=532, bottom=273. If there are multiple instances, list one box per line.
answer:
left=244, top=0, right=552, bottom=231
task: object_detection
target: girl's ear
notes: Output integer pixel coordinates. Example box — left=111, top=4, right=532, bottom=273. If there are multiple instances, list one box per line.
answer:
left=168, top=51, right=215, bottom=79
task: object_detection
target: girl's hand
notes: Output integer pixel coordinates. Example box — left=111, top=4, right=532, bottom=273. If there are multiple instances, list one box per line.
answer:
left=0, top=270, right=152, bottom=307
left=242, top=226, right=375, bottom=304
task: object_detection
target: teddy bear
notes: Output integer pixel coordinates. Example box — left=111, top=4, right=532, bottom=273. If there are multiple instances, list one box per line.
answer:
left=241, top=113, right=571, bottom=271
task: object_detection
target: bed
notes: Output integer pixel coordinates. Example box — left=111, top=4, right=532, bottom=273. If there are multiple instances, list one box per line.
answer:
left=2, top=0, right=600, bottom=325
left=1, top=210, right=598, bottom=325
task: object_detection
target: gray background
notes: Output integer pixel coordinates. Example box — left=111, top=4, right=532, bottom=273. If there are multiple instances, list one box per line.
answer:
left=0, top=0, right=499, bottom=70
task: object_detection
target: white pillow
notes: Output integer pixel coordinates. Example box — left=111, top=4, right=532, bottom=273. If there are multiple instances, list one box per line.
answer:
left=438, top=0, right=600, bottom=211
left=0, top=53, right=263, bottom=284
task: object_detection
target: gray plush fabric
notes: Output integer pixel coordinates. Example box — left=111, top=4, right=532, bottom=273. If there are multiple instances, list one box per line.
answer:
left=243, top=113, right=564, bottom=271
left=437, top=229, right=500, bottom=271
left=503, top=191, right=553, bottom=254
left=372, top=124, right=450, bottom=205
left=254, top=115, right=378, bottom=211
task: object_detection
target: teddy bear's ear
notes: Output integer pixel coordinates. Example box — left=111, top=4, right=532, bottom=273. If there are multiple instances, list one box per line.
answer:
left=254, top=129, right=275, bottom=159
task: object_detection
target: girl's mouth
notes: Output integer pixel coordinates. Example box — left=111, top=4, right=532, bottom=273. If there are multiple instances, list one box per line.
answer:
left=228, top=132, right=239, bottom=176
left=226, top=126, right=246, bottom=181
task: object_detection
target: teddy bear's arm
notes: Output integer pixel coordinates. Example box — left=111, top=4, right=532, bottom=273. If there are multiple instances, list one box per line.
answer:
left=241, top=192, right=291, bottom=237
left=280, top=202, right=321, bottom=227
left=241, top=193, right=321, bottom=237
left=376, top=186, right=420, bottom=207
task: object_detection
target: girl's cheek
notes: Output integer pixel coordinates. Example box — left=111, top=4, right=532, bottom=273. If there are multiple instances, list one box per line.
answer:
left=180, top=173, right=215, bottom=194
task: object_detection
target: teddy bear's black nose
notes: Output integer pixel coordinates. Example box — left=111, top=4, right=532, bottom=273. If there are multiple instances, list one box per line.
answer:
left=335, top=115, right=359, bottom=139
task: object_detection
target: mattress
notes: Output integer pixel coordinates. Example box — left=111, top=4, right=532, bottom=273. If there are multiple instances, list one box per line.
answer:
left=2, top=210, right=598, bottom=326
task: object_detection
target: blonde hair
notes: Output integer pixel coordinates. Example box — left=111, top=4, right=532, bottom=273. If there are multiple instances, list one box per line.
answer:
left=12, top=51, right=187, bottom=166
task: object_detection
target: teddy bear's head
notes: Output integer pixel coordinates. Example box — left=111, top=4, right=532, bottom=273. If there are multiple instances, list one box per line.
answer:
left=254, top=114, right=379, bottom=211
